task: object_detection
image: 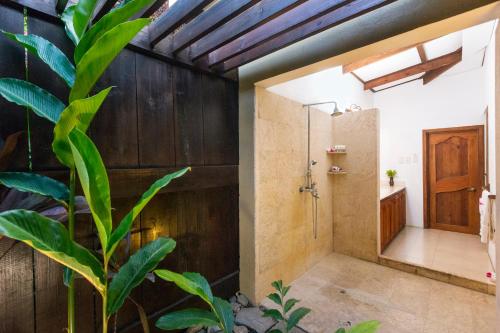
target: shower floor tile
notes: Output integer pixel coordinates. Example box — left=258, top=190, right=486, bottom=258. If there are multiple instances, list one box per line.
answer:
left=261, top=253, right=496, bottom=333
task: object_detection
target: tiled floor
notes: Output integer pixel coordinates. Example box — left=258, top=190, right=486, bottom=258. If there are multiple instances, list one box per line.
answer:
left=382, top=226, right=494, bottom=284
left=262, top=253, right=496, bottom=333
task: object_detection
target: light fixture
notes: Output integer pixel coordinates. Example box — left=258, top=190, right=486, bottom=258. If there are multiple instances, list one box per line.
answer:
left=331, top=101, right=343, bottom=117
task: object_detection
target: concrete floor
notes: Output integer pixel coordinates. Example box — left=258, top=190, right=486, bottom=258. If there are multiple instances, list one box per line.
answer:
left=383, top=226, right=493, bottom=284
left=262, top=253, right=496, bottom=333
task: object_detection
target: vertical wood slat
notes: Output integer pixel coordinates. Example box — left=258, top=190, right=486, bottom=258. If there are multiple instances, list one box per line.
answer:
left=173, top=67, right=204, bottom=166
left=0, top=6, right=35, bottom=333
left=136, top=53, right=175, bottom=168
left=91, top=49, right=139, bottom=168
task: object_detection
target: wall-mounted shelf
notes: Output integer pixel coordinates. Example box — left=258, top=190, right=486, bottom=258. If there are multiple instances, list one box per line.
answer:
left=328, top=171, right=348, bottom=175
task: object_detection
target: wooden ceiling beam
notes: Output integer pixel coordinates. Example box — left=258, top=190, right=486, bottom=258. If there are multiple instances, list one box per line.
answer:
left=342, top=42, right=420, bottom=74
left=214, top=0, right=394, bottom=73
left=423, top=59, right=460, bottom=85
left=171, top=0, right=260, bottom=53
left=134, top=0, right=169, bottom=19
left=207, top=0, right=351, bottom=66
left=416, top=44, right=428, bottom=62
left=364, top=47, right=462, bottom=90
left=187, top=0, right=306, bottom=60
left=93, top=0, right=117, bottom=22
left=149, top=0, right=213, bottom=46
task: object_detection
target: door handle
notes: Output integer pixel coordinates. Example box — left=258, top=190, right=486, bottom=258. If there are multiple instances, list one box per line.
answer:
left=467, top=187, right=476, bottom=192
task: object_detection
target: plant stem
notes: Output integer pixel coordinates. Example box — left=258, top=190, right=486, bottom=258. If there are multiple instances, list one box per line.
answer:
left=68, top=167, right=76, bottom=333
left=102, top=258, right=109, bottom=333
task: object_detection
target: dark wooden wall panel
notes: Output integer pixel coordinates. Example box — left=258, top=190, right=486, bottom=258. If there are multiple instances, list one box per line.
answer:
left=136, top=53, right=176, bottom=168
left=92, top=49, right=139, bottom=169
left=0, top=4, right=239, bottom=333
left=173, top=67, right=204, bottom=166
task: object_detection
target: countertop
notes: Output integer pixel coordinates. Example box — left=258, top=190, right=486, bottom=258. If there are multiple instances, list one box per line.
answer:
left=380, top=184, right=406, bottom=200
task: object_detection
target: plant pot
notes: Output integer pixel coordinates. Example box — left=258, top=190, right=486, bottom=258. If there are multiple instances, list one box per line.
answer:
left=389, top=177, right=394, bottom=186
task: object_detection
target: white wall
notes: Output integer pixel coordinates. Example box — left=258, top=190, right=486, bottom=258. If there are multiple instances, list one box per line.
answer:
left=376, top=68, right=488, bottom=227
left=268, top=66, right=374, bottom=113
left=484, top=29, right=497, bottom=194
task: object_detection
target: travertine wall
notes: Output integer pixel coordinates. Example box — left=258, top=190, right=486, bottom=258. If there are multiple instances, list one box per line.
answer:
left=332, top=109, right=380, bottom=261
left=252, top=87, right=334, bottom=302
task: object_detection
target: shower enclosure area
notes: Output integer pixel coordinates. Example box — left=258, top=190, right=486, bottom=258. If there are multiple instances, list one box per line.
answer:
left=246, top=86, right=379, bottom=302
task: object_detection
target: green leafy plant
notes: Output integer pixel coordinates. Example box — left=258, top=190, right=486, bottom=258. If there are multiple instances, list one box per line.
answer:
left=154, top=270, right=234, bottom=333
left=385, top=169, right=397, bottom=178
left=0, top=0, right=188, bottom=332
left=264, top=280, right=311, bottom=333
left=335, top=321, right=380, bottom=333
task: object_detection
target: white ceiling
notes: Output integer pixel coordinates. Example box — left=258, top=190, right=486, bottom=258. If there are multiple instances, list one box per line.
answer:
left=354, top=20, right=496, bottom=91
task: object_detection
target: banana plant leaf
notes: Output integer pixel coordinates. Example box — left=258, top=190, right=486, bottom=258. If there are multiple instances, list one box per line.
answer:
left=212, top=297, right=234, bottom=333
left=72, top=0, right=100, bottom=43
left=106, top=167, right=189, bottom=259
left=74, top=0, right=156, bottom=63
left=0, top=78, right=65, bottom=123
left=0, top=210, right=105, bottom=292
left=156, top=309, right=219, bottom=330
left=0, top=172, right=70, bottom=203
left=154, top=270, right=214, bottom=304
left=53, top=88, right=112, bottom=167
left=2, top=32, right=75, bottom=87
left=107, top=237, right=176, bottom=316
left=68, top=129, right=112, bottom=250
left=69, top=18, right=150, bottom=102
left=62, top=5, right=78, bottom=45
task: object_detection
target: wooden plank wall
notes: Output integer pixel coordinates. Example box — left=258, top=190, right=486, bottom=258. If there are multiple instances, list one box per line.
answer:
left=0, top=5, right=239, bottom=333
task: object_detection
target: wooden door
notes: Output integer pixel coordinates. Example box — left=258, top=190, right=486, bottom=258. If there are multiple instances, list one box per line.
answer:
left=423, top=126, right=484, bottom=234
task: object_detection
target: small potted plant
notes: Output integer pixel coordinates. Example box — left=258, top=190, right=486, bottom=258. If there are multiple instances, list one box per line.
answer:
left=386, top=169, right=397, bottom=186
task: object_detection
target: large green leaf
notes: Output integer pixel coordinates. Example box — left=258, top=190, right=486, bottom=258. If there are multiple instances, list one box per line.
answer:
left=286, top=307, right=311, bottom=331
left=0, top=78, right=65, bottom=123
left=212, top=297, right=234, bottom=333
left=53, top=88, right=112, bottom=167
left=0, top=210, right=105, bottom=292
left=72, top=0, right=99, bottom=43
left=106, top=167, right=189, bottom=258
left=74, top=0, right=155, bottom=63
left=284, top=298, right=299, bottom=313
left=107, top=237, right=176, bottom=315
left=348, top=321, right=380, bottom=333
left=69, top=18, right=150, bottom=102
left=156, top=309, right=219, bottom=330
left=68, top=129, right=112, bottom=249
left=0, top=172, right=69, bottom=203
left=62, top=5, right=78, bottom=45
left=154, top=270, right=214, bottom=304
left=2, top=32, right=75, bottom=87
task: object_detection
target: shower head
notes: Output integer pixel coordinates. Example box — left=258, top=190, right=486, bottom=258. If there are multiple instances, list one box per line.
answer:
left=331, top=102, right=343, bottom=117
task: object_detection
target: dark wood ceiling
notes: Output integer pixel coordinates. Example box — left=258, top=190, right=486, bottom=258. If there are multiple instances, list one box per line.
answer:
left=6, top=0, right=396, bottom=78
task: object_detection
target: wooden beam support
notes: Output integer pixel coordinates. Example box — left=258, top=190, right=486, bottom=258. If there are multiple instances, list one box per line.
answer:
left=208, top=0, right=351, bottom=66
left=149, top=0, right=213, bottom=46
left=55, top=0, right=68, bottom=14
left=93, top=0, right=117, bottom=22
left=171, top=0, right=259, bottom=53
left=188, top=0, right=306, bottom=60
left=422, top=59, right=460, bottom=85
left=215, top=0, right=393, bottom=73
left=416, top=44, right=428, bottom=62
left=364, top=47, right=462, bottom=90
left=343, top=43, right=420, bottom=74
left=134, top=0, right=169, bottom=19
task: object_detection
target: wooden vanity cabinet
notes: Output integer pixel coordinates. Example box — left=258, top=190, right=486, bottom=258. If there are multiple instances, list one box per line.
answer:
left=380, top=189, right=406, bottom=252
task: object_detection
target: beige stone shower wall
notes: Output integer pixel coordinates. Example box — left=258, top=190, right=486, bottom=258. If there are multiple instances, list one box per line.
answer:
left=253, top=87, right=334, bottom=302
left=332, top=109, right=380, bottom=262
